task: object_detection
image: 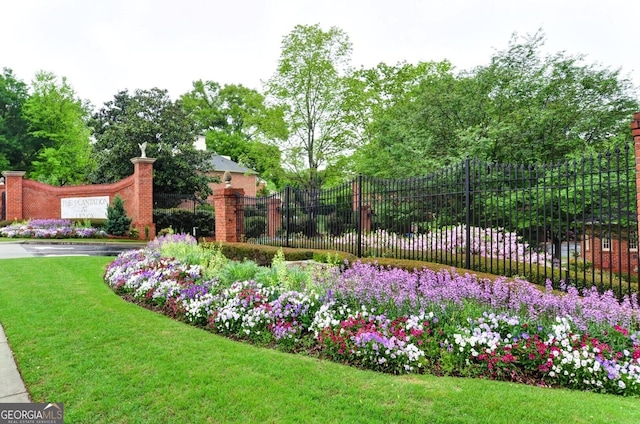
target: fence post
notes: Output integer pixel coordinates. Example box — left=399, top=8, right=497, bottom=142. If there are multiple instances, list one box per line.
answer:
left=267, top=197, right=281, bottom=238
left=464, top=158, right=471, bottom=269
left=633, top=112, right=640, bottom=247
left=285, top=186, right=291, bottom=247
left=213, top=187, right=245, bottom=242
left=130, top=157, right=157, bottom=240
left=357, top=175, right=363, bottom=258
left=1, top=171, right=26, bottom=221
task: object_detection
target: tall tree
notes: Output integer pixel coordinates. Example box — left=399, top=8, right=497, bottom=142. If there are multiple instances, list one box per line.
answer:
left=0, top=68, right=34, bottom=171
left=348, top=61, right=458, bottom=177
left=467, top=30, right=639, bottom=163
left=21, top=71, right=94, bottom=185
left=90, top=88, right=214, bottom=195
left=265, top=24, right=357, bottom=190
left=356, top=31, right=640, bottom=177
left=181, top=80, right=287, bottom=186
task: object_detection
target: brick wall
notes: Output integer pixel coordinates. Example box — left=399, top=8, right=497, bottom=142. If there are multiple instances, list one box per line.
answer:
left=1, top=157, right=156, bottom=239
left=19, top=176, right=135, bottom=220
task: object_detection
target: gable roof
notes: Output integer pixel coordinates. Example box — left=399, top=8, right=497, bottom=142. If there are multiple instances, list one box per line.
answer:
left=208, top=155, right=258, bottom=175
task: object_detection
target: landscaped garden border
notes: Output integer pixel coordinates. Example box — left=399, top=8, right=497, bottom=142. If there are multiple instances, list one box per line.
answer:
left=104, top=234, right=640, bottom=396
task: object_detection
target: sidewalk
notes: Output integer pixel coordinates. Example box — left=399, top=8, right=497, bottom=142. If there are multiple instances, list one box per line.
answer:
left=0, top=324, right=30, bottom=402
left=0, top=244, right=32, bottom=401
left=0, top=242, right=33, bottom=259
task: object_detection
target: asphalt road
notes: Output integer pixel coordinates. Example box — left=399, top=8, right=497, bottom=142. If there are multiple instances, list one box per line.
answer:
left=0, top=242, right=145, bottom=259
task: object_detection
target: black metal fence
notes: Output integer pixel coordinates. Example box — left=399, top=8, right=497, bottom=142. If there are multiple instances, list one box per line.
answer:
left=153, top=193, right=215, bottom=238
left=238, top=145, right=639, bottom=298
left=1, top=190, right=5, bottom=221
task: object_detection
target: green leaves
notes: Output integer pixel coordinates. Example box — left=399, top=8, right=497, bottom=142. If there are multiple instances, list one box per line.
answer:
left=354, top=30, right=639, bottom=178
left=90, top=88, right=214, bottom=196
left=22, top=71, right=94, bottom=185
left=266, top=24, right=356, bottom=190
left=181, top=80, right=287, bottom=188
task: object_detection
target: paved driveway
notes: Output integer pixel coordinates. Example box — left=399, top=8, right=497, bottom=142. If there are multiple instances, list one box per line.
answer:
left=0, top=241, right=145, bottom=259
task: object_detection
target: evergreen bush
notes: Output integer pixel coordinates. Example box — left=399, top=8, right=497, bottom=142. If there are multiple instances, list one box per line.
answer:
left=105, top=195, right=132, bottom=236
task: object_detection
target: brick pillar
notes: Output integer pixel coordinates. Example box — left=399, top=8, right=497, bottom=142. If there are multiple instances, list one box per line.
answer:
left=352, top=178, right=371, bottom=233
left=633, top=112, right=640, bottom=242
left=361, top=204, right=372, bottom=233
left=131, top=157, right=156, bottom=240
left=213, top=188, right=245, bottom=242
left=1, top=171, right=26, bottom=221
left=267, top=198, right=281, bottom=238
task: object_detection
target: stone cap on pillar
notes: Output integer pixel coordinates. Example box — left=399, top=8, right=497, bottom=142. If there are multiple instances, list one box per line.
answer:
left=1, top=171, right=26, bottom=177
left=131, top=157, right=157, bottom=165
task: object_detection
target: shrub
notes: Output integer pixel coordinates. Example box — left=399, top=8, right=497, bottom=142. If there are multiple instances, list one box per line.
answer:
left=244, top=216, right=267, bottom=240
left=105, top=195, right=132, bottom=236
left=153, top=209, right=215, bottom=237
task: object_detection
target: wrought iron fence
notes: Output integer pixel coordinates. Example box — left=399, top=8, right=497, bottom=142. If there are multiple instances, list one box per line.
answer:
left=1, top=190, right=5, bottom=221
left=238, top=145, right=639, bottom=299
left=153, top=193, right=215, bottom=238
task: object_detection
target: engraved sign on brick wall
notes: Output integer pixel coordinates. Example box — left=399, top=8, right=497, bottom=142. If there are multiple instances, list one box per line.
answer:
left=61, top=196, right=109, bottom=219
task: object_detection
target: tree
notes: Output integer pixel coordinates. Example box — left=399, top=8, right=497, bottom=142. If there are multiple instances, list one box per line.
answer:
left=0, top=68, right=35, bottom=171
left=181, top=80, right=287, bottom=187
left=90, top=88, right=215, bottom=195
left=21, top=71, right=94, bottom=185
left=466, top=30, right=639, bottom=164
left=265, top=24, right=357, bottom=191
left=104, top=194, right=132, bottom=236
left=355, top=30, right=640, bottom=177
left=349, top=61, right=458, bottom=177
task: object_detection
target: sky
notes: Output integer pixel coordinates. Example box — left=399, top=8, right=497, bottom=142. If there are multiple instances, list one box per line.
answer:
left=2, top=0, right=638, bottom=108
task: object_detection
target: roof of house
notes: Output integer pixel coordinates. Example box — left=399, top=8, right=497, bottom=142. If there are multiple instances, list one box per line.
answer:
left=208, top=155, right=258, bottom=175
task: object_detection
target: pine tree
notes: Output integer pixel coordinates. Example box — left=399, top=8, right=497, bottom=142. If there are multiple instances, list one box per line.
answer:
left=104, top=194, right=132, bottom=236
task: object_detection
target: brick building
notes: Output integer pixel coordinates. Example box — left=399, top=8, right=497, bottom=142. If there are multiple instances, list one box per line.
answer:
left=581, top=226, right=639, bottom=274
left=205, top=155, right=261, bottom=199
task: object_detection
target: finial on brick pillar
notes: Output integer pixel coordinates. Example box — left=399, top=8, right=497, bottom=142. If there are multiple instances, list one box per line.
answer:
left=223, top=171, right=232, bottom=188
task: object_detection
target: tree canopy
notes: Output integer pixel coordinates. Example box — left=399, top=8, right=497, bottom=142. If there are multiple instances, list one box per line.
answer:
left=354, top=31, right=640, bottom=177
left=265, top=24, right=358, bottom=190
left=0, top=68, right=32, bottom=172
left=22, top=71, right=94, bottom=185
left=180, top=80, right=287, bottom=187
left=90, top=88, right=215, bottom=195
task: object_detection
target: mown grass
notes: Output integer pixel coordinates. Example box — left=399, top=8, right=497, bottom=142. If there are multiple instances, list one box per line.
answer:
left=0, top=256, right=639, bottom=423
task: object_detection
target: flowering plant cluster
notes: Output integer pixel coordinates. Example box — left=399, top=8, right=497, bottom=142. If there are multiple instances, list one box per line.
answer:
left=104, top=236, right=640, bottom=396
left=330, top=226, right=552, bottom=265
left=0, top=219, right=106, bottom=238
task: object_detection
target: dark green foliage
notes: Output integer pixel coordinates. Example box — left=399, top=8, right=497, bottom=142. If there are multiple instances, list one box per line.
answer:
left=244, top=216, right=267, bottom=239
left=90, top=88, right=215, bottom=195
left=153, top=209, right=215, bottom=237
left=284, top=214, right=314, bottom=237
left=0, top=68, right=34, bottom=172
left=324, top=213, right=356, bottom=236
left=181, top=80, right=288, bottom=188
left=104, top=195, right=132, bottom=236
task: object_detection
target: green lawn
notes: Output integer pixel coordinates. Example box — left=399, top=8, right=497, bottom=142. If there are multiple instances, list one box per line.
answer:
left=0, top=257, right=639, bottom=423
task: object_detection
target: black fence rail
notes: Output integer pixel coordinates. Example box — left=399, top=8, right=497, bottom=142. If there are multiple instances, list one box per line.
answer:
left=239, top=145, right=639, bottom=299
left=1, top=190, right=5, bottom=221
left=153, top=193, right=215, bottom=238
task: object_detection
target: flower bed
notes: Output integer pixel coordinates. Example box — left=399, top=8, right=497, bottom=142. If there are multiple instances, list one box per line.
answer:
left=104, top=234, right=640, bottom=396
left=0, top=219, right=106, bottom=239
